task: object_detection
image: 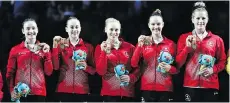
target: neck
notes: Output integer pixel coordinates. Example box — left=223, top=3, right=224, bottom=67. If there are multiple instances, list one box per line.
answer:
left=106, top=38, right=119, bottom=44
left=70, top=37, right=79, bottom=46
left=195, top=29, right=208, bottom=40
left=195, top=29, right=206, bottom=35
left=152, top=33, right=163, bottom=43
left=25, top=39, right=36, bottom=44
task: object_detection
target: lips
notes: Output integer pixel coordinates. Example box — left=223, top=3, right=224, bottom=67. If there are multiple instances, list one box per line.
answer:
left=72, top=31, right=78, bottom=35
left=197, top=23, right=205, bottom=26
left=152, top=28, right=160, bottom=31
left=27, top=32, right=36, bottom=35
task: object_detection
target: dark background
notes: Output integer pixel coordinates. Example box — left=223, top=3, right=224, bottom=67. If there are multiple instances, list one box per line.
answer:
left=0, top=1, right=229, bottom=102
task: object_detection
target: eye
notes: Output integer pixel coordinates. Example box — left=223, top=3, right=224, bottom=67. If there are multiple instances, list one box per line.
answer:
left=115, top=29, right=118, bottom=32
left=202, top=17, right=206, bottom=20
left=110, top=28, right=113, bottom=31
left=70, top=26, right=74, bottom=29
left=196, top=17, right=200, bottom=20
left=157, top=23, right=160, bottom=26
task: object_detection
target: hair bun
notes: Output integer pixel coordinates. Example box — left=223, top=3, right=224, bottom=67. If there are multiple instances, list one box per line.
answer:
left=194, top=1, right=206, bottom=8
left=154, top=9, right=161, bottom=15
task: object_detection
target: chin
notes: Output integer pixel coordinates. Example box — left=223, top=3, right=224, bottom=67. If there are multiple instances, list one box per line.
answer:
left=197, top=27, right=205, bottom=31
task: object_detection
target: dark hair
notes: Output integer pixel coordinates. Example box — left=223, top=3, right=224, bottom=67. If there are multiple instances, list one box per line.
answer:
left=192, top=1, right=208, bottom=18
left=66, top=16, right=80, bottom=26
left=22, top=18, right=36, bottom=28
left=151, top=9, right=162, bottom=17
left=149, top=9, right=163, bottom=22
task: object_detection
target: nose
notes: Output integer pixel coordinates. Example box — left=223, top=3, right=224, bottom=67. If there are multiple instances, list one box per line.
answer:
left=153, top=25, right=158, bottom=29
left=73, top=28, right=78, bottom=31
left=22, top=89, right=27, bottom=93
left=112, top=30, right=116, bottom=34
left=166, top=56, right=170, bottom=60
left=28, top=29, right=34, bottom=33
left=78, top=53, right=82, bottom=56
left=198, top=19, right=203, bottom=23
left=121, top=67, right=125, bottom=71
left=206, top=58, right=210, bottom=62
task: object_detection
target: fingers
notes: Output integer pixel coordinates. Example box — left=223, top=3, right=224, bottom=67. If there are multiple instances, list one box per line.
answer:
left=75, top=61, right=87, bottom=70
left=138, top=35, right=145, bottom=47
left=101, top=41, right=106, bottom=48
left=11, top=92, right=18, bottom=99
left=186, top=36, right=192, bottom=47
left=53, top=36, right=62, bottom=42
left=198, top=69, right=206, bottom=75
left=38, top=43, right=50, bottom=53
left=43, top=45, right=50, bottom=53
left=159, top=62, right=166, bottom=68
left=60, top=38, right=67, bottom=44
left=199, top=67, right=208, bottom=73
left=161, top=62, right=167, bottom=65
left=101, top=41, right=111, bottom=53
left=186, top=35, right=197, bottom=48
left=202, top=71, right=210, bottom=77
left=120, top=75, right=130, bottom=82
left=76, top=61, right=87, bottom=66
left=138, top=35, right=145, bottom=43
left=138, top=35, right=152, bottom=46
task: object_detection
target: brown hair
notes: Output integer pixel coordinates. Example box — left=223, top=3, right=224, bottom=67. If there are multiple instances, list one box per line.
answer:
left=191, top=1, right=209, bottom=19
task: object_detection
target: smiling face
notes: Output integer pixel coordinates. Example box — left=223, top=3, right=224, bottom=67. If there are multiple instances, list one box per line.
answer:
left=192, top=9, right=209, bottom=32
left=148, top=16, right=164, bottom=36
left=105, top=21, right=121, bottom=42
left=66, top=18, right=81, bottom=40
left=22, top=20, right=38, bottom=43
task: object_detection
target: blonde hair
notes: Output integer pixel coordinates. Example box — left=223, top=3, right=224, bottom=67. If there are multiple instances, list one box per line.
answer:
left=192, top=1, right=208, bottom=19
left=105, top=18, right=121, bottom=28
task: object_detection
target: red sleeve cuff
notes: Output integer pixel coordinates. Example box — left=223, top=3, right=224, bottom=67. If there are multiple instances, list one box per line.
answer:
left=131, top=46, right=142, bottom=68
left=44, top=52, right=52, bottom=61
left=184, top=46, right=193, bottom=54
left=84, top=66, right=96, bottom=75
left=0, top=91, right=3, bottom=100
left=52, top=48, right=59, bottom=55
left=10, top=87, right=14, bottom=93
left=168, top=65, right=178, bottom=74
left=100, top=51, right=106, bottom=56
left=213, top=65, right=218, bottom=74
left=129, top=74, right=136, bottom=83
left=136, top=46, right=142, bottom=52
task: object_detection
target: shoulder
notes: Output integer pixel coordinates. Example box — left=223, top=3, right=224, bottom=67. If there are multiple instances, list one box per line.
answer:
left=165, top=37, right=176, bottom=45
left=210, top=32, right=223, bottom=41
left=10, top=43, right=22, bottom=52
left=121, top=41, right=135, bottom=49
left=180, top=32, right=192, bottom=38
left=84, top=41, right=94, bottom=47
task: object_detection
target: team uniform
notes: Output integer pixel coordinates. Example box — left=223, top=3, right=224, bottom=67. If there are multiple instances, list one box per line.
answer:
left=6, top=41, right=53, bottom=102
left=95, top=39, right=140, bottom=102
left=176, top=31, right=226, bottom=102
left=52, top=38, right=95, bottom=102
left=131, top=36, right=177, bottom=102
left=0, top=72, right=3, bottom=101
